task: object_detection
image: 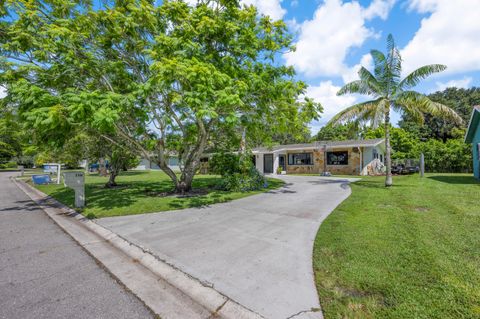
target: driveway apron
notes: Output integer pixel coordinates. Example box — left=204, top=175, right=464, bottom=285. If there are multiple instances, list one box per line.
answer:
left=97, top=175, right=356, bottom=318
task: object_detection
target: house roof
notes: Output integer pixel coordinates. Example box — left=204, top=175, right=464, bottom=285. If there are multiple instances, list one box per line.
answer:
left=252, top=138, right=385, bottom=153
left=465, top=106, right=480, bottom=143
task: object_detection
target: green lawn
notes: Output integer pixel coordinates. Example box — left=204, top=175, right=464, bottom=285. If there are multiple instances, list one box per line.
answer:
left=314, top=174, right=480, bottom=318
left=33, top=170, right=283, bottom=219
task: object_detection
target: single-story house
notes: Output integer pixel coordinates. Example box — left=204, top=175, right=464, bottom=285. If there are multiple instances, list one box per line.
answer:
left=135, top=156, right=180, bottom=171
left=465, top=105, right=480, bottom=179
left=252, top=138, right=386, bottom=176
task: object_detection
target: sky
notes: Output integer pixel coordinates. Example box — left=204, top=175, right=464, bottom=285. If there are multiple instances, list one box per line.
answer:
left=204, top=0, right=480, bottom=134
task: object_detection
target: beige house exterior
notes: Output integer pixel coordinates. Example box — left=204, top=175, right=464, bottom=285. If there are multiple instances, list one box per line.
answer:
left=252, top=138, right=385, bottom=176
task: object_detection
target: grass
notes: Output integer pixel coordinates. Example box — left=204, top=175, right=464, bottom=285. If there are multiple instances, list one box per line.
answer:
left=313, top=173, right=480, bottom=318
left=32, top=170, right=283, bottom=219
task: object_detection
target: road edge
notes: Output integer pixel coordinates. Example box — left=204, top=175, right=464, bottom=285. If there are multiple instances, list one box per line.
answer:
left=11, top=176, right=264, bottom=319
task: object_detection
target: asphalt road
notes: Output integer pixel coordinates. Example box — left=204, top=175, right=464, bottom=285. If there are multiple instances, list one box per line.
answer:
left=0, top=172, right=154, bottom=319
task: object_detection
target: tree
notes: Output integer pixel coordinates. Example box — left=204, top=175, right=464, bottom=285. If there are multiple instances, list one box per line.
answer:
left=329, top=34, right=462, bottom=186
left=314, top=122, right=362, bottom=141
left=1, top=0, right=321, bottom=193
left=363, top=126, right=419, bottom=160
left=92, top=137, right=139, bottom=188
left=399, top=87, right=480, bottom=141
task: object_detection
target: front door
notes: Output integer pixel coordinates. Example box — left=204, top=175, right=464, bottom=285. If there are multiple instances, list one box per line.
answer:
left=279, top=155, right=286, bottom=171
left=264, top=154, right=273, bottom=174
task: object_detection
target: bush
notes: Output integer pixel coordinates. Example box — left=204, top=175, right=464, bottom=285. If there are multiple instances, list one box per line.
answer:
left=0, top=161, right=17, bottom=169
left=419, top=138, right=472, bottom=173
left=209, top=153, right=241, bottom=176
left=220, top=167, right=267, bottom=192
left=210, top=152, right=266, bottom=191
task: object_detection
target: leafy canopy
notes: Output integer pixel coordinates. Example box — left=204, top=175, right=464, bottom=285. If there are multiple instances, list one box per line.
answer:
left=1, top=0, right=322, bottom=191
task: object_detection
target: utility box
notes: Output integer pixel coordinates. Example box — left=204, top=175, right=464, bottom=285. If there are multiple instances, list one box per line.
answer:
left=63, top=172, right=85, bottom=208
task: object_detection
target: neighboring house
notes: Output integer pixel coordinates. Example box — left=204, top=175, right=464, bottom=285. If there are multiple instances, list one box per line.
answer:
left=465, top=105, right=480, bottom=179
left=252, top=138, right=385, bottom=176
left=135, top=156, right=180, bottom=171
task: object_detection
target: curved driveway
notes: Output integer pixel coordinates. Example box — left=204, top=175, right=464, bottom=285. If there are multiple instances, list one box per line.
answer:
left=97, top=175, right=357, bottom=318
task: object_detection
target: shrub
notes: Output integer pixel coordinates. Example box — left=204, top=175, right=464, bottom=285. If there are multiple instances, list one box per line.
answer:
left=220, top=167, right=267, bottom=192
left=209, top=153, right=240, bottom=176
left=210, top=152, right=266, bottom=191
left=0, top=161, right=17, bottom=169
left=418, top=138, right=472, bottom=173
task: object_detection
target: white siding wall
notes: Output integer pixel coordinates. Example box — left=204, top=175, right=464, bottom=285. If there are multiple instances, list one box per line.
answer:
left=273, top=153, right=280, bottom=174
left=255, top=153, right=264, bottom=174
left=362, top=147, right=373, bottom=166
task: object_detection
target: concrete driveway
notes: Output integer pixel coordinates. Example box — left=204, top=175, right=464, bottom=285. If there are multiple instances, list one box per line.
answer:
left=97, top=175, right=357, bottom=318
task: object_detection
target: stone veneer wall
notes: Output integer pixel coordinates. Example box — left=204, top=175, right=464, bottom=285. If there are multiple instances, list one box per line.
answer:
left=286, top=147, right=362, bottom=175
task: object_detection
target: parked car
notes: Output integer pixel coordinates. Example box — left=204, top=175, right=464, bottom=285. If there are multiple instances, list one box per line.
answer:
left=391, top=164, right=418, bottom=175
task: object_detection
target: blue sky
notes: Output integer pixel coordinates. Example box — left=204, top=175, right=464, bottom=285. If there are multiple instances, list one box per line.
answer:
left=227, top=0, right=480, bottom=133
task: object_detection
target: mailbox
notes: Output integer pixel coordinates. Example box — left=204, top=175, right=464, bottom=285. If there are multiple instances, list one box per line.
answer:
left=63, top=172, right=85, bottom=208
left=63, top=172, right=85, bottom=188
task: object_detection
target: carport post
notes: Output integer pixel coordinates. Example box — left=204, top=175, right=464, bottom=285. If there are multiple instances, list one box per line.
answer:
left=420, top=153, right=424, bottom=177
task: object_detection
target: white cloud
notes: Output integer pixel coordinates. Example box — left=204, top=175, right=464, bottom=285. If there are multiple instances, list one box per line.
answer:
left=402, top=0, right=480, bottom=75
left=242, top=0, right=286, bottom=20
left=306, top=81, right=359, bottom=130
left=364, top=0, right=396, bottom=19
left=284, top=0, right=395, bottom=79
left=0, top=86, right=6, bottom=98
left=183, top=0, right=285, bottom=20
left=407, top=0, right=439, bottom=12
left=434, top=76, right=473, bottom=92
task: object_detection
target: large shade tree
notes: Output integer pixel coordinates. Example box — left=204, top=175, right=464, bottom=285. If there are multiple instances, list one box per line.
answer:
left=1, top=0, right=321, bottom=193
left=329, top=35, right=462, bottom=186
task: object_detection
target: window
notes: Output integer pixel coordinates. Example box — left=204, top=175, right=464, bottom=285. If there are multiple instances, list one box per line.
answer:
left=168, top=157, right=179, bottom=166
left=288, top=153, right=313, bottom=165
left=327, top=151, right=348, bottom=165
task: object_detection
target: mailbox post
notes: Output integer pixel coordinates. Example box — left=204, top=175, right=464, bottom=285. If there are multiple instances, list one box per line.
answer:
left=63, top=172, right=85, bottom=208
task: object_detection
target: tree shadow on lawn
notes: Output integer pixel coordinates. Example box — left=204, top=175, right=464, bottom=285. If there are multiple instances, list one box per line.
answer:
left=46, top=177, right=226, bottom=212
left=352, top=180, right=409, bottom=189
left=428, top=175, right=480, bottom=185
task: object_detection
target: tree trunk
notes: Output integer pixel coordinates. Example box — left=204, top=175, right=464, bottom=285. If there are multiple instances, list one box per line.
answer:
left=384, top=105, right=393, bottom=187
left=176, top=168, right=195, bottom=194
left=105, top=170, right=118, bottom=188
left=240, top=126, right=246, bottom=155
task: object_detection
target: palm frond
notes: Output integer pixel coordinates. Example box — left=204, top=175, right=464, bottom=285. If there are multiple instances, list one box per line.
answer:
left=392, top=99, right=425, bottom=124
left=357, top=67, right=382, bottom=94
left=337, top=80, right=367, bottom=96
left=372, top=98, right=387, bottom=128
left=386, top=34, right=395, bottom=55
left=385, top=34, right=402, bottom=87
left=398, top=64, right=447, bottom=91
left=396, top=91, right=463, bottom=124
left=370, top=49, right=387, bottom=79
left=337, top=77, right=381, bottom=97
left=327, top=98, right=384, bottom=126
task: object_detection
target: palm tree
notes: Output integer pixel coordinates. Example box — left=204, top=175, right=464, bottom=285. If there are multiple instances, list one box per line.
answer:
left=329, top=34, right=462, bottom=187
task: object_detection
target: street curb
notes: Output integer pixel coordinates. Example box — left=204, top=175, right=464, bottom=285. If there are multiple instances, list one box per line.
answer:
left=12, top=177, right=264, bottom=319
